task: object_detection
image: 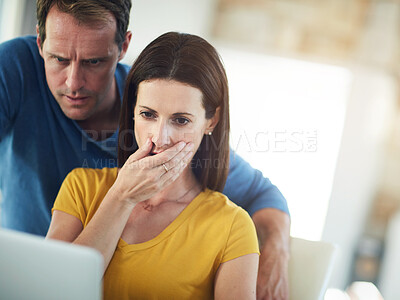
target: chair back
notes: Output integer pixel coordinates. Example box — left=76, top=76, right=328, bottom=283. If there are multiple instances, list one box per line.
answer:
left=289, top=237, right=338, bottom=300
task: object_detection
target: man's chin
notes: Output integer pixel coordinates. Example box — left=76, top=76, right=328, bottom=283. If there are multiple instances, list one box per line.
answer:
left=61, top=107, right=94, bottom=121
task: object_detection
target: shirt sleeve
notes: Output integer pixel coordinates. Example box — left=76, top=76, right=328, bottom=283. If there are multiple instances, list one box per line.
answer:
left=52, top=169, right=87, bottom=224
left=223, top=148, right=290, bottom=216
left=221, top=208, right=260, bottom=263
left=0, top=39, right=24, bottom=140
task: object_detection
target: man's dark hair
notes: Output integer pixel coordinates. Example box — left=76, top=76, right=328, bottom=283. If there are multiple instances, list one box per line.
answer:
left=36, top=0, right=131, bottom=50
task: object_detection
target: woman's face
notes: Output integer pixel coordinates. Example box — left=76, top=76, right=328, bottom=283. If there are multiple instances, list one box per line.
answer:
left=134, top=79, right=218, bottom=157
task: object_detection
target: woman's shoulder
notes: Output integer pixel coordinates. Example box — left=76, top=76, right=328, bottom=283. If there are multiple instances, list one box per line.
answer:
left=66, top=167, right=118, bottom=187
left=199, top=189, right=251, bottom=221
left=68, top=167, right=117, bottom=176
left=194, top=189, right=259, bottom=258
left=201, top=189, right=238, bottom=207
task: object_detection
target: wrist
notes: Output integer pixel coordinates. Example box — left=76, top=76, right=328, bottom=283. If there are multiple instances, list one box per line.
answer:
left=106, top=186, right=137, bottom=210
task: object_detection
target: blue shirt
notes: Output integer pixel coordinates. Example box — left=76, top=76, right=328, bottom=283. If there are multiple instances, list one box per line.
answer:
left=0, top=36, right=288, bottom=236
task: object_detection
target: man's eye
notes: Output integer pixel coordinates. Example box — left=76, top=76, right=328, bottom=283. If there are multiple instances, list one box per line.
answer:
left=55, top=57, right=67, bottom=63
left=83, top=59, right=100, bottom=65
left=174, top=118, right=189, bottom=125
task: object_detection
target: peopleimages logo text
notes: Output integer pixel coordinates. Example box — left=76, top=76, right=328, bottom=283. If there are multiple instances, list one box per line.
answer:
left=230, top=129, right=318, bottom=153
left=80, top=128, right=318, bottom=154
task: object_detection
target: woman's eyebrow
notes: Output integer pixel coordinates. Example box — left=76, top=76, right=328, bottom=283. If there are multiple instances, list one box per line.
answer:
left=139, top=105, right=194, bottom=117
left=172, top=112, right=194, bottom=117
left=139, top=105, right=157, bottom=113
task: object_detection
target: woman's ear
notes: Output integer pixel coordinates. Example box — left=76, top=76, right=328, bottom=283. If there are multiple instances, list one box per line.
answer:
left=206, top=107, right=221, bottom=135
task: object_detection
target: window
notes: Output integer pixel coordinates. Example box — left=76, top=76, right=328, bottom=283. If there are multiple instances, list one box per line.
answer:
left=219, top=47, right=352, bottom=240
left=0, top=0, right=36, bottom=43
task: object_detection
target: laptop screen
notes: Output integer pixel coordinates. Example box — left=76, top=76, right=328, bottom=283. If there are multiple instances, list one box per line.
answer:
left=0, top=229, right=103, bottom=300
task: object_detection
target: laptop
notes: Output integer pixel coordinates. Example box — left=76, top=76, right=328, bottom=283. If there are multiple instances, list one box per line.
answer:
left=0, top=228, right=103, bottom=300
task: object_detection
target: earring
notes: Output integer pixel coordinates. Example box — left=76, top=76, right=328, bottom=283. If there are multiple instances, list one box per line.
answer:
left=208, top=131, right=212, bottom=136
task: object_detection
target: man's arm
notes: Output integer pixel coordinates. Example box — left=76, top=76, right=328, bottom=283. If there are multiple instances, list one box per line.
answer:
left=223, top=149, right=290, bottom=300
left=253, top=208, right=290, bottom=300
left=223, top=150, right=289, bottom=215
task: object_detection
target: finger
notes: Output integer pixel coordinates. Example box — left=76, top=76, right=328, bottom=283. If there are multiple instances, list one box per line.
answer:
left=159, top=145, right=193, bottom=181
left=145, top=141, right=186, bottom=167
left=160, top=168, right=182, bottom=189
left=162, top=142, right=194, bottom=173
left=126, top=138, right=152, bottom=164
left=159, top=149, right=193, bottom=188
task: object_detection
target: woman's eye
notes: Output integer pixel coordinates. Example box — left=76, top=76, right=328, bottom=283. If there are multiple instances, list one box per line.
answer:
left=174, top=118, right=189, bottom=125
left=140, top=111, right=155, bottom=119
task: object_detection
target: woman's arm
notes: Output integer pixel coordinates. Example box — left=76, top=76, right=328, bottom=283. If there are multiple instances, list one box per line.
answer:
left=214, top=253, right=259, bottom=300
left=46, top=189, right=136, bottom=274
left=46, top=139, right=193, bottom=274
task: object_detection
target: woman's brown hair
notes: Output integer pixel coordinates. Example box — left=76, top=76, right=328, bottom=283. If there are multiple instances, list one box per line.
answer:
left=118, top=32, right=230, bottom=192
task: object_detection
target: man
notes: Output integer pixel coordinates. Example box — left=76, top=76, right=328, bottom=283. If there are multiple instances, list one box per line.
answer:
left=0, top=0, right=290, bottom=299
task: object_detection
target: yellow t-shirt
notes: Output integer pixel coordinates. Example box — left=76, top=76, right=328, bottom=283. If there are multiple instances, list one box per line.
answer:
left=53, top=168, right=259, bottom=300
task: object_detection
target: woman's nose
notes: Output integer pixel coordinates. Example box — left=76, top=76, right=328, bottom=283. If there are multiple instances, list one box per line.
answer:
left=151, top=121, right=171, bottom=148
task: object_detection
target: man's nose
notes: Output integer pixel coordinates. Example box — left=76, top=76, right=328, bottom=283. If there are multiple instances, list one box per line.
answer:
left=151, top=121, right=171, bottom=148
left=65, top=63, right=85, bottom=93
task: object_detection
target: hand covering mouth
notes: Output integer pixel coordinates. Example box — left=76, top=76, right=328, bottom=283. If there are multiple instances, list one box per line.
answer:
left=149, top=144, right=170, bottom=156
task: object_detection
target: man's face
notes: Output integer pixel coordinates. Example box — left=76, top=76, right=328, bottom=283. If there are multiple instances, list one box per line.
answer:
left=38, top=6, right=126, bottom=121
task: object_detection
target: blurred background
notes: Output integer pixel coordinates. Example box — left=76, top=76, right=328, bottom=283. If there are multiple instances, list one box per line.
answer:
left=1, top=0, right=400, bottom=298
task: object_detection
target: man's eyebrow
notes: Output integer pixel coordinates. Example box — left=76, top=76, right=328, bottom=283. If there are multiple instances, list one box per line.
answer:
left=45, top=51, right=67, bottom=59
left=139, top=105, right=194, bottom=117
left=45, top=51, right=109, bottom=61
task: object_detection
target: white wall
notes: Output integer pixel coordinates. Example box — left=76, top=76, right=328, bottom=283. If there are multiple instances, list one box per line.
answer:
left=0, top=0, right=25, bottom=42
left=122, top=0, right=217, bottom=65
left=322, top=68, right=397, bottom=289
left=219, top=48, right=350, bottom=241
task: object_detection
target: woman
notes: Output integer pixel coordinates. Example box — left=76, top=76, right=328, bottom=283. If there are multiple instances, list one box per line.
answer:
left=47, top=32, right=259, bottom=299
